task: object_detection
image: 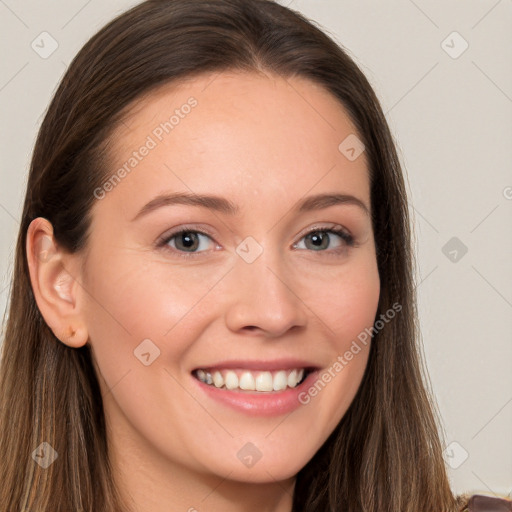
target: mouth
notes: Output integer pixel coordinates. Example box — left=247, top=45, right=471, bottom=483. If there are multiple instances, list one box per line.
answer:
left=190, top=360, right=321, bottom=416
left=192, top=367, right=312, bottom=392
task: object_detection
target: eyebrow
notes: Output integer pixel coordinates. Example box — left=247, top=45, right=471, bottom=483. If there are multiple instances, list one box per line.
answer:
left=131, top=191, right=370, bottom=221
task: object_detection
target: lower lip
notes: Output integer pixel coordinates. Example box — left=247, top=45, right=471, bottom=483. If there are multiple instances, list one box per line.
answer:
left=192, top=370, right=319, bottom=417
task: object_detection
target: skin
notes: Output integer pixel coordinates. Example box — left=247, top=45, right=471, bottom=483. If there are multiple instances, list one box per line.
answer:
left=27, top=71, right=380, bottom=512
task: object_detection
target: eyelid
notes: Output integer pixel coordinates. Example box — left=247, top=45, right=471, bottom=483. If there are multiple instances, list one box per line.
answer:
left=297, top=222, right=348, bottom=237
left=294, top=223, right=355, bottom=246
left=156, top=224, right=218, bottom=246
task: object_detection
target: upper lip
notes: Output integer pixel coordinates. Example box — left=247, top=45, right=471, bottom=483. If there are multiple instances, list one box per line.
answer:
left=192, top=359, right=321, bottom=372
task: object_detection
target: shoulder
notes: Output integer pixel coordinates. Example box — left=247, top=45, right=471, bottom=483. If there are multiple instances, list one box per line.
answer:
left=461, top=494, right=512, bottom=512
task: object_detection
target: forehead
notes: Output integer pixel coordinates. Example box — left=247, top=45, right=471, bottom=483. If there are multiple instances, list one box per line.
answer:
left=98, top=70, right=370, bottom=219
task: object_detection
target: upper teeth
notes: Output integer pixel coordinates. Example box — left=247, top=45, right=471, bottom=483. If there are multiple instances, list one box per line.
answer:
left=195, top=368, right=306, bottom=391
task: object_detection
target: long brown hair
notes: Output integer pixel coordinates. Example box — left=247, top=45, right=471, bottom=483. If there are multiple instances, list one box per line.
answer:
left=0, top=1, right=467, bottom=510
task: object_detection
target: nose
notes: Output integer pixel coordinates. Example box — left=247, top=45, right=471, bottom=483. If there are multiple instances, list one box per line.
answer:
left=223, top=248, right=308, bottom=338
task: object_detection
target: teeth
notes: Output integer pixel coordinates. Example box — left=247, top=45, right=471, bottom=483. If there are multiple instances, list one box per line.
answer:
left=289, top=369, right=305, bottom=387
left=195, top=368, right=307, bottom=392
left=287, top=369, right=298, bottom=388
left=239, top=371, right=255, bottom=390
left=255, top=371, right=273, bottom=392
left=212, top=371, right=224, bottom=388
left=273, top=370, right=288, bottom=391
left=224, top=371, right=238, bottom=390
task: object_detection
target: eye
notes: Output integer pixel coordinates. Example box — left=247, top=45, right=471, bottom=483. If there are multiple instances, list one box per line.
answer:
left=157, top=224, right=355, bottom=258
left=159, top=229, right=217, bottom=254
left=293, top=226, right=354, bottom=252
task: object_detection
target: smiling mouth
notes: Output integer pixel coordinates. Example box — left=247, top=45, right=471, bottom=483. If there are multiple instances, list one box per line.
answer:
left=192, top=368, right=311, bottom=392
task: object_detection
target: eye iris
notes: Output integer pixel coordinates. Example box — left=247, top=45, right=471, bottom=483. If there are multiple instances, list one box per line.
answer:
left=175, top=232, right=199, bottom=251
left=306, top=231, right=329, bottom=250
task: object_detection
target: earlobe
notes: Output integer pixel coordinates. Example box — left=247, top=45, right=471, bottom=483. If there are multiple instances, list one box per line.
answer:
left=26, top=217, right=89, bottom=348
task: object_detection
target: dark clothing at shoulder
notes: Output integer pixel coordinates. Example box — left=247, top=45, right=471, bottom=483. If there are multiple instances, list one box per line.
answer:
left=468, top=494, right=512, bottom=512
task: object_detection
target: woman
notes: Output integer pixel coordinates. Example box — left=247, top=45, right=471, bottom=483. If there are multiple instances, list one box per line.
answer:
left=0, top=0, right=508, bottom=510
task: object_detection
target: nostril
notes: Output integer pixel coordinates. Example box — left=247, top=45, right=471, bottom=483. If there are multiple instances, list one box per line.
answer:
left=241, top=326, right=260, bottom=333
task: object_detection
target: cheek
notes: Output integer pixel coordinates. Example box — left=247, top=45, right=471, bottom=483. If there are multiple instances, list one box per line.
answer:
left=278, top=252, right=379, bottom=433
left=296, top=252, right=381, bottom=345
left=328, top=273, right=380, bottom=345
left=83, top=244, right=228, bottom=333
left=81, top=252, right=223, bottom=392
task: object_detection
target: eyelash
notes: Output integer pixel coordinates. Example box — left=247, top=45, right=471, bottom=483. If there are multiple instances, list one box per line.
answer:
left=157, top=224, right=356, bottom=259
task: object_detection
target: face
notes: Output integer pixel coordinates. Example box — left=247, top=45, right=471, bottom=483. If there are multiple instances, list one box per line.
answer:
left=80, top=71, right=380, bottom=484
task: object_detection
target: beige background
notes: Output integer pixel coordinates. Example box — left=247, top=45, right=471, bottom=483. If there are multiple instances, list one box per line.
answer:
left=0, top=0, right=510, bottom=497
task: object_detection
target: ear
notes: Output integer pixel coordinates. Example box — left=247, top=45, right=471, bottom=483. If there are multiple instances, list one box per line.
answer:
left=26, top=217, right=88, bottom=348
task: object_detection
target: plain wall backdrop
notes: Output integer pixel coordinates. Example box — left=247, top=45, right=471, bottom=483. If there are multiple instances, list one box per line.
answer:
left=0, top=0, right=511, bottom=498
